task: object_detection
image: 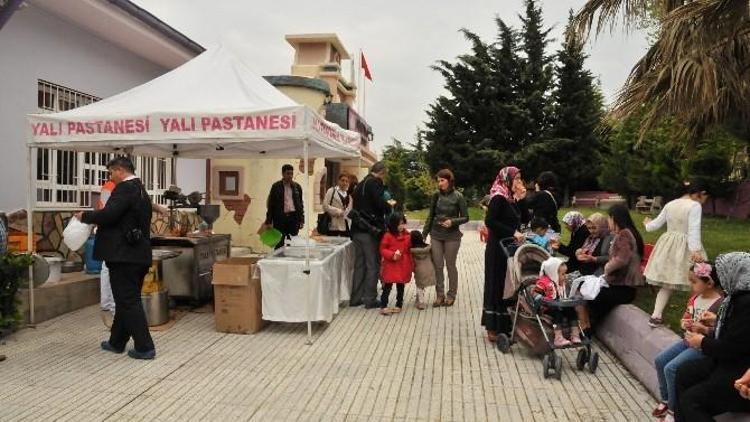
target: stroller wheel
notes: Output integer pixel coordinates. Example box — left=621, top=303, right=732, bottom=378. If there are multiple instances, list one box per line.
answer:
left=554, top=354, right=563, bottom=380
left=589, top=352, right=600, bottom=374
left=576, top=349, right=588, bottom=371
left=496, top=334, right=511, bottom=354
left=542, top=354, right=551, bottom=379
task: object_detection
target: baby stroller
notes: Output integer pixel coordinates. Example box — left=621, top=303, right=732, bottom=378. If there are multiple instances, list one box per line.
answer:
left=496, top=238, right=600, bottom=380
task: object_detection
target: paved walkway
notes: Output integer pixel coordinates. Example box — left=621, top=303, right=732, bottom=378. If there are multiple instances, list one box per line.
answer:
left=0, top=232, right=653, bottom=421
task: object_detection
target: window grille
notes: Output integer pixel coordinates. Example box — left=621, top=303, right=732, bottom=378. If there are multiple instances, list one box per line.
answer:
left=34, top=80, right=173, bottom=208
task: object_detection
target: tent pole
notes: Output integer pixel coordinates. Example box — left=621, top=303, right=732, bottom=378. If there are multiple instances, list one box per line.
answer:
left=26, top=146, right=35, bottom=325
left=304, top=138, right=312, bottom=345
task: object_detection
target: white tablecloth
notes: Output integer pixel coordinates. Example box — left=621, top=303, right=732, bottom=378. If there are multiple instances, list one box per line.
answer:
left=258, top=240, right=354, bottom=323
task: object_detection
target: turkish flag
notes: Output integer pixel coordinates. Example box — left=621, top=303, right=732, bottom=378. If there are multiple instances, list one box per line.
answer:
left=361, top=52, right=373, bottom=81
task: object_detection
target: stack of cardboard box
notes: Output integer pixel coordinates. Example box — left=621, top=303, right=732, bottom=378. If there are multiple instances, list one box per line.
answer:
left=212, top=257, right=264, bottom=334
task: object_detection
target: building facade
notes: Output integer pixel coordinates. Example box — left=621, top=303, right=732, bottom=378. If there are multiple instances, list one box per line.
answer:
left=0, top=0, right=206, bottom=213
left=210, top=34, right=377, bottom=250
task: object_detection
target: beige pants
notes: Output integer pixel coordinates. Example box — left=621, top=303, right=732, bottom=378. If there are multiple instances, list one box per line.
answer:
left=432, top=238, right=461, bottom=299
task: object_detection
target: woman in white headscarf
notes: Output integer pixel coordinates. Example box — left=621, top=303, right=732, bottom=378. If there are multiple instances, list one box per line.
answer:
left=675, top=252, right=750, bottom=421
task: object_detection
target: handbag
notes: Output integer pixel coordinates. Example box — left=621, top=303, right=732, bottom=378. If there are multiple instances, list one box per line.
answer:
left=316, top=189, right=336, bottom=235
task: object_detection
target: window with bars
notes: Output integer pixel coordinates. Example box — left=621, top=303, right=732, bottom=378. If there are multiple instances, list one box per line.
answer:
left=35, top=80, right=173, bottom=208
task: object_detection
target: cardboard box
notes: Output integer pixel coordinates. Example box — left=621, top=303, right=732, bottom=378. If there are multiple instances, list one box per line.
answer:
left=212, top=257, right=264, bottom=334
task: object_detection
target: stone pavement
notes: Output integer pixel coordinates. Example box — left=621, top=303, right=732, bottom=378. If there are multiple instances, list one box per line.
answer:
left=0, top=232, right=654, bottom=421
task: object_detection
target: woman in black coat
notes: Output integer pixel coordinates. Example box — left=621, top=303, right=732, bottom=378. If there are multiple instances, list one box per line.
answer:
left=526, top=171, right=561, bottom=233
left=482, top=166, right=529, bottom=342
left=553, top=211, right=590, bottom=274
left=675, top=252, right=750, bottom=421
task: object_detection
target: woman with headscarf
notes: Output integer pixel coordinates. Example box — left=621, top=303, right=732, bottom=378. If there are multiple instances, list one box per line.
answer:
left=482, top=166, right=528, bottom=342
left=575, top=213, right=614, bottom=277
left=675, top=252, right=750, bottom=421
left=553, top=211, right=591, bottom=274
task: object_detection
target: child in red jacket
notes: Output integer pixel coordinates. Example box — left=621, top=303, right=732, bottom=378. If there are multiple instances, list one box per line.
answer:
left=533, top=257, right=581, bottom=346
left=380, top=212, right=413, bottom=315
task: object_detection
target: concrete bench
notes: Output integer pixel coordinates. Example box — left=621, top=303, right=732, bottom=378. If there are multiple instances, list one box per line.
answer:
left=598, top=304, right=749, bottom=421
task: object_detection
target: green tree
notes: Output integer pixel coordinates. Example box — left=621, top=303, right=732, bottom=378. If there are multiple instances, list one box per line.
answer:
left=544, top=12, right=605, bottom=194
left=517, top=0, right=554, bottom=145
left=382, top=137, right=435, bottom=212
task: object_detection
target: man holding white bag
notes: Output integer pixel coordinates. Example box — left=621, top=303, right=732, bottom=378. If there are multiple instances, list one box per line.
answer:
left=75, top=157, right=155, bottom=360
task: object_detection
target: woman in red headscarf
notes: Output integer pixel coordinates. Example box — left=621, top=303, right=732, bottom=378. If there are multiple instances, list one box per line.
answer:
left=482, top=166, right=529, bottom=342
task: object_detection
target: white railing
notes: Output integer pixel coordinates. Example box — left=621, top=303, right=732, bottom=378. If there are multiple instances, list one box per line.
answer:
left=34, top=80, right=173, bottom=209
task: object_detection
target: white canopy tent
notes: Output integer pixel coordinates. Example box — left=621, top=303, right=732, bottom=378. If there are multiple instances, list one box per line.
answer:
left=26, top=44, right=362, bottom=343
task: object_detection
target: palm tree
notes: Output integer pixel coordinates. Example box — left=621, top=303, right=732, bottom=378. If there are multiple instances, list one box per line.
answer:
left=572, top=1, right=750, bottom=142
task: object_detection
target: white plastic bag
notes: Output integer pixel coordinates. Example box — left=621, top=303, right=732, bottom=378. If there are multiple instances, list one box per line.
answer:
left=577, top=275, right=609, bottom=300
left=62, top=216, right=92, bottom=251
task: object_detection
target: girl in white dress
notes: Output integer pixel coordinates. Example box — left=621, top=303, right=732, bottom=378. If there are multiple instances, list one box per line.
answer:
left=643, top=181, right=710, bottom=327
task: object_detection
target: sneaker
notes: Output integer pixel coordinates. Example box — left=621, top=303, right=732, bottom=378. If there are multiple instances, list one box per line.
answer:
left=554, top=337, right=572, bottom=347
left=658, top=412, right=674, bottom=422
left=101, top=310, right=114, bottom=328
left=101, top=341, right=124, bottom=354
left=433, top=296, right=445, bottom=307
left=364, top=301, right=380, bottom=309
left=648, top=317, right=664, bottom=328
left=416, top=302, right=426, bottom=311
left=444, top=297, right=455, bottom=307
left=487, top=330, right=498, bottom=343
left=379, top=308, right=392, bottom=316
left=391, top=307, right=402, bottom=314
left=127, top=349, right=156, bottom=360
left=652, top=402, right=668, bottom=418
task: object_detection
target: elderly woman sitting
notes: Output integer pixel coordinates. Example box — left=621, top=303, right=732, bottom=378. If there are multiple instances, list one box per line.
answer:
left=553, top=211, right=590, bottom=274
left=574, top=213, right=613, bottom=276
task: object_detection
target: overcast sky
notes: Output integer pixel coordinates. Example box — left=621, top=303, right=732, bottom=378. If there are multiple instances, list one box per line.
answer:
left=136, top=0, right=649, bottom=150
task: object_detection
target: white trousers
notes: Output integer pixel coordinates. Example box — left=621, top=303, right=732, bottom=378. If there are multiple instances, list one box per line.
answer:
left=100, top=262, right=115, bottom=314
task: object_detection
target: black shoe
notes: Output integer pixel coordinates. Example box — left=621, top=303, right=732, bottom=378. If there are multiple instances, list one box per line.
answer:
left=101, top=341, right=125, bottom=354
left=349, top=300, right=364, bottom=307
left=364, top=301, right=380, bottom=309
left=127, top=349, right=156, bottom=360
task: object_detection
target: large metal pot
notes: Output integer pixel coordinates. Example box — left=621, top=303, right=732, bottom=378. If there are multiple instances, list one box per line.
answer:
left=141, top=290, right=169, bottom=326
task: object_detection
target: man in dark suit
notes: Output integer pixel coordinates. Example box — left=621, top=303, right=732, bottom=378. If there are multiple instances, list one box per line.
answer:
left=259, top=164, right=304, bottom=248
left=350, top=161, right=393, bottom=308
left=76, top=156, right=155, bottom=360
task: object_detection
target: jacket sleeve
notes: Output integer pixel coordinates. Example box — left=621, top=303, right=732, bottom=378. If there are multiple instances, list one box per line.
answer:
left=604, top=233, right=633, bottom=278
left=701, top=295, right=750, bottom=360
left=422, top=193, right=437, bottom=236
left=451, top=193, right=469, bottom=226
left=264, top=183, right=275, bottom=225
left=681, top=295, right=695, bottom=329
left=80, top=183, right=133, bottom=227
left=323, top=188, right=342, bottom=217
left=380, top=234, right=397, bottom=260
left=485, top=196, right=518, bottom=239
left=559, top=226, right=589, bottom=257
left=594, top=235, right=613, bottom=265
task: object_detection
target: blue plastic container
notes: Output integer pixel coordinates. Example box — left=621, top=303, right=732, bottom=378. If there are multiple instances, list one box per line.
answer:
left=84, top=235, right=102, bottom=274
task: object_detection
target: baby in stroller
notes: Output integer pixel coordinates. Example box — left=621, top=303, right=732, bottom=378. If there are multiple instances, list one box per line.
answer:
left=532, top=257, right=582, bottom=347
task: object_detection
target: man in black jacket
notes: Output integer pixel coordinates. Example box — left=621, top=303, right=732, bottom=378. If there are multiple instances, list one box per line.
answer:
left=260, top=164, right=304, bottom=248
left=350, top=161, right=392, bottom=308
left=77, top=157, right=155, bottom=360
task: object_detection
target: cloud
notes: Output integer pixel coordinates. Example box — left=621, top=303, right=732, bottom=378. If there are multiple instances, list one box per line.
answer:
left=135, top=0, right=649, bottom=150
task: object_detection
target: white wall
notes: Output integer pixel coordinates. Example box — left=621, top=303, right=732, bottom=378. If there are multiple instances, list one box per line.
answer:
left=0, top=4, right=204, bottom=211
left=175, top=159, right=206, bottom=194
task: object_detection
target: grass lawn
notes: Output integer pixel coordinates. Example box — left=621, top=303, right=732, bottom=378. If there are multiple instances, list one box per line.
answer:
left=407, top=204, right=750, bottom=332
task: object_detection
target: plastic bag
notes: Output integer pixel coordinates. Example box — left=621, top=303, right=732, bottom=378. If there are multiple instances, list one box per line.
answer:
left=63, top=216, right=92, bottom=251
left=576, top=275, right=609, bottom=300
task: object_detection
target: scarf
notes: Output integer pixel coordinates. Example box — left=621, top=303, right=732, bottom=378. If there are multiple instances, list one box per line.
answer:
left=489, top=166, right=520, bottom=202
left=562, top=211, right=585, bottom=233
left=580, top=213, right=609, bottom=254
left=714, top=252, right=750, bottom=338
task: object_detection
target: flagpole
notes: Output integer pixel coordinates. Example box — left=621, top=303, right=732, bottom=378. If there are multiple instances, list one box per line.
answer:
left=357, top=48, right=363, bottom=114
